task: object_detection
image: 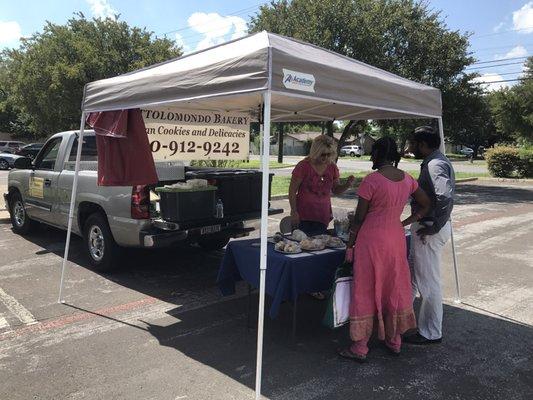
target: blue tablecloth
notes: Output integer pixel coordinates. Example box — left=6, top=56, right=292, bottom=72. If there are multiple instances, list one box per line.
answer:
left=217, top=239, right=346, bottom=318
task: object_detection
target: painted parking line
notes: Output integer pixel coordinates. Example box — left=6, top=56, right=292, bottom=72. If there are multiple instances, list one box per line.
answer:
left=0, top=287, right=37, bottom=325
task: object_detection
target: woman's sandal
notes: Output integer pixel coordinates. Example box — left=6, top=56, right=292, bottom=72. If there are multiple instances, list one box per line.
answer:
left=337, top=347, right=368, bottom=363
left=308, top=292, right=327, bottom=300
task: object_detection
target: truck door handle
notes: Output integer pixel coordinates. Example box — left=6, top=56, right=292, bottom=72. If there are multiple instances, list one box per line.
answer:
left=44, top=179, right=52, bottom=187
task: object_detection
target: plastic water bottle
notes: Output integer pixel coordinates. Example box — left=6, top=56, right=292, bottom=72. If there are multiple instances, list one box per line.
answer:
left=215, top=199, right=224, bottom=219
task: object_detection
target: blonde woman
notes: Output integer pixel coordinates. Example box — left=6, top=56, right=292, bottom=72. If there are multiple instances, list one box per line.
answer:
left=289, top=135, right=354, bottom=236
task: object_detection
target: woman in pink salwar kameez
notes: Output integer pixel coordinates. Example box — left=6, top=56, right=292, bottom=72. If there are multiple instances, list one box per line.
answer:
left=339, top=137, right=430, bottom=362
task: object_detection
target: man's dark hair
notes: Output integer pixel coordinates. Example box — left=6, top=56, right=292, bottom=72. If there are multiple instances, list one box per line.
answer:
left=412, top=126, right=441, bottom=149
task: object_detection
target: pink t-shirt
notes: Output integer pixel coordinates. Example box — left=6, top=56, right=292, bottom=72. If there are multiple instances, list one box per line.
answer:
left=292, top=159, right=340, bottom=226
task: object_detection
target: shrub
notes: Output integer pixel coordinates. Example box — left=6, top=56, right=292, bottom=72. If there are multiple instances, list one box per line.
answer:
left=485, top=147, right=521, bottom=178
left=517, top=148, right=533, bottom=178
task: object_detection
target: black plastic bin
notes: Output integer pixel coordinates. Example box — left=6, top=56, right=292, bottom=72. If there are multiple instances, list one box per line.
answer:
left=185, top=169, right=273, bottom=216
left=156, top=186, right=217, bottom=222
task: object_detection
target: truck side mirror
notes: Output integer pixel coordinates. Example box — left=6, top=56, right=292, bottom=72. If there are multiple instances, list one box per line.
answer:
left=14, top=157, right=33, bottom=170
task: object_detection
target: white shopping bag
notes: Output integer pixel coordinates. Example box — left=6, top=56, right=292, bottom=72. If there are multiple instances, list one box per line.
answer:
left=332, top=276, right=352, bottom=327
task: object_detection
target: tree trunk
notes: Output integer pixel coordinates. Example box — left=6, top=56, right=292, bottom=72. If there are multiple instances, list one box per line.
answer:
left=399, top=137, right=408, bottom=158
left=326, top=121, right=334, bottom=137
left=277, top=123, right=284, bottom=163
left=335, top=120, right=356, bottom=163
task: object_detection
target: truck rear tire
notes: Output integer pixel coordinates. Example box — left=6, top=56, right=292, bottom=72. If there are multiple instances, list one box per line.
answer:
left=197, top=232, right=230, bottom=251
left=9, top=191, right=36, bottom=235
left=83, top=212, right=121, bottom=272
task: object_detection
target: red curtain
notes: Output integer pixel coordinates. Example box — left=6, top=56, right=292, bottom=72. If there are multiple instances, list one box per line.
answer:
left=86, top=109, right=158, bottom=186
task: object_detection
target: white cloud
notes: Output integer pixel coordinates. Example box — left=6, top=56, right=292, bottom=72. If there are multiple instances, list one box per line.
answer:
left=493, top=21, right=506, bottom=33
left=512, top=2, right=533, bottom=33
left=471, top=73, right=510, bottom=91
left=496, top=45, right=529, bottom=59
left=187, top=12, right=247, bottom=51
left=174, top=33, right=190, bottom=53
left=86, top=0, right=117, bottom=19
left=0, top=21, right=22, bottom=46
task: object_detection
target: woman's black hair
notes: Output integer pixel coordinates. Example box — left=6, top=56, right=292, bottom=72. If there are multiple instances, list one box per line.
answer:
left=371, top=137, right=402, bottom=169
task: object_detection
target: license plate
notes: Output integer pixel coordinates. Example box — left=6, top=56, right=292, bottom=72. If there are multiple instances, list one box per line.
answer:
left=200, top=224, right=221, bottom=235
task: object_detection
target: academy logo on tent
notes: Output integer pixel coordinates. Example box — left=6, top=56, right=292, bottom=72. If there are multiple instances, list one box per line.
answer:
left=282, top=69, right=315, bottom=93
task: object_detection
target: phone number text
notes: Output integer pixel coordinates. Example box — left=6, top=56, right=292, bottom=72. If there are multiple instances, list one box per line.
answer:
left=150, top=140, right=241, bottom=157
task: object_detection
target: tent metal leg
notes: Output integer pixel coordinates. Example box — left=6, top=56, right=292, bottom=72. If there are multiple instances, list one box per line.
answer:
left=255, top=91, right=271, bottom=400
left=438, top=117, right=461, bottom=304
left=450, top=221, right=461, bottom=303
left=58, top=112, right=86, bottom=303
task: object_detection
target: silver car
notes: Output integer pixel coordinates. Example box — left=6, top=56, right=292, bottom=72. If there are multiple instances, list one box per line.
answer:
left=0, top=152, right=23, bottom=170
left=340, top=144, right=362, bottom=157
left=0, top=141, right=25, bottom=154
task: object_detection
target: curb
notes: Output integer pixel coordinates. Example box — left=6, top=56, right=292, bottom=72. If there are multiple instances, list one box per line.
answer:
left=477, top=177, right=533, bottom=183
left=455, top=178, right=478, bottom=183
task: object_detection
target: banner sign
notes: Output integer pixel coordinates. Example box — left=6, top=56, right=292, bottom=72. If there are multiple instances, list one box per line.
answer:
left=142, top=109, right=250, bottom=161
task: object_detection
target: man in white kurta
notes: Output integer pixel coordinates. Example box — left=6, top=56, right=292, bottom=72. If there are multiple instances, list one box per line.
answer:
left=405, top=126, right=455, bottom=344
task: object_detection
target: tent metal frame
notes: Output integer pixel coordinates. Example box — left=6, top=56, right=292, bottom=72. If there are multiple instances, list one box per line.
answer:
left=58, top=36, right=460, bottom=399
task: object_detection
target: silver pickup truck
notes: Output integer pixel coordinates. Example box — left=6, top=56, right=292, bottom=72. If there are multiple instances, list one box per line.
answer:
left=4, top=130, right=279, bottom=271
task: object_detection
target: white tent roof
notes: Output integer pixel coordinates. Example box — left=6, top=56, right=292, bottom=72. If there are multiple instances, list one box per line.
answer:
left=83, top=31, right=441, bottom=120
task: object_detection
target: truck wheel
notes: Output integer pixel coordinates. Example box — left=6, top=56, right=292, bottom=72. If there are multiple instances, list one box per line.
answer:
left=197, top=233, right=230, bottom=251
left=0, top=159, right=9, bottom=170
left=9, top=192, right=36, bottom=234
left=83, top=213, right=121, bottom=272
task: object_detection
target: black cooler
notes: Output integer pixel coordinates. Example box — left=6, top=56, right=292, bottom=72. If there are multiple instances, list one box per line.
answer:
left=185, top=169, right=273, bottom=216
left=155, top=186, right=217, bottom=222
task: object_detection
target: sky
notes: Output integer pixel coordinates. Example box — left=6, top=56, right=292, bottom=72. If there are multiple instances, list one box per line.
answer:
left=1, top=0, right=532, bottom=90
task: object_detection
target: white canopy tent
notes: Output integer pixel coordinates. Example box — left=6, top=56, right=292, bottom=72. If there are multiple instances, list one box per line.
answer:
left=59, top=31, right=460, bottom=399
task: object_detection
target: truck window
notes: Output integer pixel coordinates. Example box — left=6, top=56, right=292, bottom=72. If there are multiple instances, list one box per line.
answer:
left=34, top=138, right=62, bottom=170
left=69, top=136, right=98, bottom=161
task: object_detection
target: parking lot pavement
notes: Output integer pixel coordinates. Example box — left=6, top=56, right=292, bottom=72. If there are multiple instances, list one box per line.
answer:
left=0, top=179, right=532, bottom=399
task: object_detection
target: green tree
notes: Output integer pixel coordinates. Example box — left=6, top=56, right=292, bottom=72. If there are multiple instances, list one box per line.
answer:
left=489, top=57, right=533, bottom=145
left=0, top=13, right=180, bottom=137
left=249, top=0, right=475, bottom=152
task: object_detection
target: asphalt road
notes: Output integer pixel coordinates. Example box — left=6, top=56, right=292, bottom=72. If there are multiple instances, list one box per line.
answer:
left=0, top=172, right=532, bottom=399
left=251, top=156, right=489, bottom=176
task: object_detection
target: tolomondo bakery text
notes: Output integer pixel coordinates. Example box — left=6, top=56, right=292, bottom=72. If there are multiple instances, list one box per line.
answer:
left=143, top=109, right=249, bottom=126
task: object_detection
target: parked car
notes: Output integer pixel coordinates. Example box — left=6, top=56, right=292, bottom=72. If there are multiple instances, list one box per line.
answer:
left=0, top=141, right=25, bottom=154
left=340, top=145, right=362, bottom=157
left=4, top=131, right=281, bottom=271
left=16, top=143, right=44, bottom=159
left=459, top=147, right=474, bottom=156
left=0, top=152, right=23, bottom=170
